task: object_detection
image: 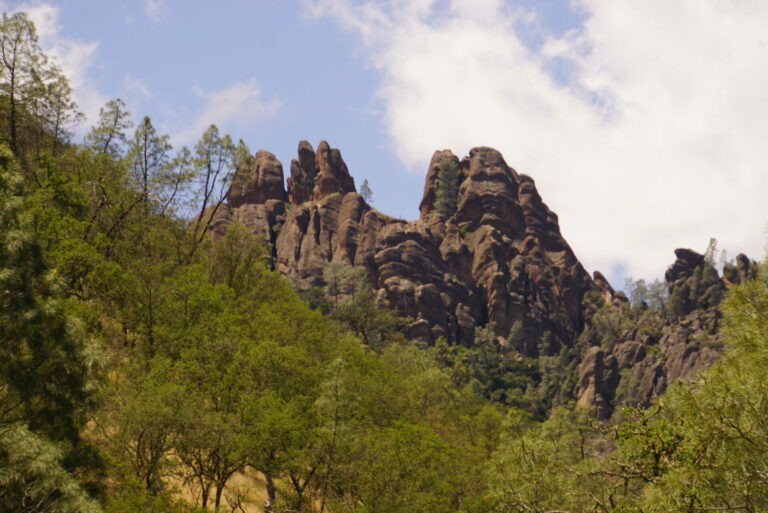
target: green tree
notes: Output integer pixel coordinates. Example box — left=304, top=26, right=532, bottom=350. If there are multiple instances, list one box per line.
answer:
left=100, top=358, right=184, bottom=496
left=128, top=116, right=172, bottom=207
left=434, top=158, right=459, bottom=217
left=322, top=262, right=369, bottom=307
left=632, top=262, right=768, bottom=512
left=480, top=408, right=613, bottom=513
left=0, top=146, right=103, bottom=511
left=0, top=424, right=101, bottom=513
left=0, top=146, right=102, bottom=441
left=85, top=98, right=133, bottom=158
left=186, top=125, right=238, bottom=261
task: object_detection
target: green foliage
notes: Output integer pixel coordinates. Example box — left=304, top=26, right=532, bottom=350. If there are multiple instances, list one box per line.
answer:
left=1, top=12, right=82, bottom=160
left=0, top=424, right=101, bottom=513
left=322, top=261, right=369, bottom=303
left=0, top=145, right=103, bottom=511
left=432, top=327, right=576, bottom=417
left=624, top=276, right=669, bottom=314
left=480, top=407, right=612, bottom=513
left=319, top=261, right=404, bottom=349
left=0, top=146, right=102, bottom=441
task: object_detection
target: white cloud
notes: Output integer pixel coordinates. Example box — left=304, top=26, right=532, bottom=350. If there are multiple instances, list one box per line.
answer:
left=124, top=75, right=153, bottom=100
left=306, top=0, right=768, bottom=282
left=9, top=2, right=107, bottom=125
left=173, top=79, right=281, bottom=146
left=142, top=0, right=167, bottom=23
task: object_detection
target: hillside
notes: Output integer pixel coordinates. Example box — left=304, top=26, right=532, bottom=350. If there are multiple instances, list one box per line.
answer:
left=3, top=11, right=768, bottom=513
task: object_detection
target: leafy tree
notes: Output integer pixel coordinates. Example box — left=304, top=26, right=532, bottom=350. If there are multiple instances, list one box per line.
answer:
left=204, top=221, right=269, bottom=294
left=99, top=358, right=184, bottom=496
left=322, top=261, right=369, bottom=307
left=32, top=73, right=83, bottom=156
left=332, top=293, right=404, bottom=349
left=320, top=262, right=403, bottom=348
left=0, top=145, right=102, bottom=440
left=480, top=407, right=620, bottom=513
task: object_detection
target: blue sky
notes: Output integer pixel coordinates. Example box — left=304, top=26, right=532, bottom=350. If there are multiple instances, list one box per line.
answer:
left=4, top=0, right=768, bottom=286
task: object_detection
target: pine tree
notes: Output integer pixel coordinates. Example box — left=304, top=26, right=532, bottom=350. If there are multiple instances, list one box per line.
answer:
left=85, top=98, right=133, bottom=157
left=433, top=158, right=459, bottom=217
left=0, top=145, right=102, bottom=512
left=128, top=116, right=172, bottom=206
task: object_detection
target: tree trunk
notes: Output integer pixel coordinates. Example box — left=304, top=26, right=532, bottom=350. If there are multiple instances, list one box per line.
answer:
left=9, top=68, right=17, bottom=154
left=200, top=482, right=210, bottom=509
left=265, top=472, right=276, bottom=505
left=214, top=482, right=225, bottom=510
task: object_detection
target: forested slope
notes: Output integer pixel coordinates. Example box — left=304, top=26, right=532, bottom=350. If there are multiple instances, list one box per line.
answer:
left=2, top=11, right=768, bottom=513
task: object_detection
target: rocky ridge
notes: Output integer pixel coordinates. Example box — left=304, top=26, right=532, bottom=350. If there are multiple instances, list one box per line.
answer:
left=216, top=141, right=595, bottom=354
left=214, top=140, right=757, bottom=415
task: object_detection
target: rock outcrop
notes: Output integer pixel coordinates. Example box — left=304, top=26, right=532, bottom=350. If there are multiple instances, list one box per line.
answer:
left=575, top=248, right=758, bottom=419
left=217, top=141, right=596, bottom=353
left=229, top=150, right=286, bottom=207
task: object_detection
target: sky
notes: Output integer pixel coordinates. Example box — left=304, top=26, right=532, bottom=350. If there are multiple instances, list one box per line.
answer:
left=3, top=0, right=768, bottom=287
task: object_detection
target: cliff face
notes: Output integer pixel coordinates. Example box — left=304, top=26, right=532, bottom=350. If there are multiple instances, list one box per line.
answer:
left=216, top=141, right=595, bottom=354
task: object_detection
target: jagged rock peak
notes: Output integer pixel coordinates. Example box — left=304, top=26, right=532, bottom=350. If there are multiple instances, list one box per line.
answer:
left=313, top=140, right=356, bottom=201
left=228, top=140, right=359, bottom=209
left=288, top=140, right=318, bottom=205
left=456, top=147, right=524, bottom=237
left=575, top=247, right=760, bottom=419
left=665, top=248, right=706, bottom=284
left=419, top=146, right=523, bottom=223
left=285, top=140, right=357, bottom=204
left=228, top=149, right=286, bottom=208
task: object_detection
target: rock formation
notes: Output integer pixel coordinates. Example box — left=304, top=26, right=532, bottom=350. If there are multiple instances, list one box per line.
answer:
left=229, top=150, right=286, bottom=207
left=214, top=139, right=757, bottom=415
left=217, top=141, right=596, bottom=353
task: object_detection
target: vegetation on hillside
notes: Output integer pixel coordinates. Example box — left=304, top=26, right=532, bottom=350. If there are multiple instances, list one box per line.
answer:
left=2, top=11, right=768, bottom=513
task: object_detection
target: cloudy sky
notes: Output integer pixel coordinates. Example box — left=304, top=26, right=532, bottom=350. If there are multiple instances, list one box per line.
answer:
left=4, top=0, right=767, bottom=286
